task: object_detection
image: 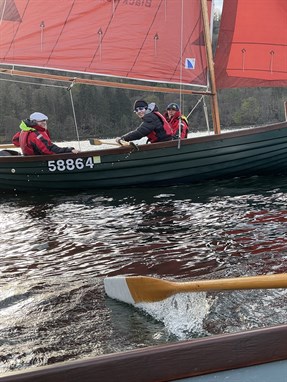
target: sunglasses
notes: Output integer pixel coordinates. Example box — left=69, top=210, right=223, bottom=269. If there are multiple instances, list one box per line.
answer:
left=134, top=107, right=146, bottom=113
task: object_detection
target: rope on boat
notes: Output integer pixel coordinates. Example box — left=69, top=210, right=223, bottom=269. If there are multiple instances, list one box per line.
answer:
left=0, top=0, right=7, bottom=26
left=0, top=74, right=82, bottom=148
left=186, top=96, right=211, bottom=135
left=67, top=79, right=81, bottom=150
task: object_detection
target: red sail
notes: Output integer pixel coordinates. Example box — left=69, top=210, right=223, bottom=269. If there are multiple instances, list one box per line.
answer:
left=215, top=0, right=287, bottom=89
left=0, top=0, right=209, bottom=87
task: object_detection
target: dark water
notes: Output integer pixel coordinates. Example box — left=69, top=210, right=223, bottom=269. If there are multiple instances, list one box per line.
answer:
left=1, top=175, right=287, bottom=374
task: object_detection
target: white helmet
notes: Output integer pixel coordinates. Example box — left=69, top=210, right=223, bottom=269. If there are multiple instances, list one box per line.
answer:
left=30, top=112, right=48, bottom=121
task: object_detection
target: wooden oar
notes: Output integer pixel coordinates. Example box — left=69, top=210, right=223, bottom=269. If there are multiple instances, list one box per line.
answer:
left=0, top=144, right=16, bottom=149
left=89, top=138, right=130, bottom=147
left=104, top=274, right=287, bottom=304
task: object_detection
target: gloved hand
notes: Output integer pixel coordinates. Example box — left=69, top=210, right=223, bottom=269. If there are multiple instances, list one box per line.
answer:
left=115, top=137, right=127, bottom=146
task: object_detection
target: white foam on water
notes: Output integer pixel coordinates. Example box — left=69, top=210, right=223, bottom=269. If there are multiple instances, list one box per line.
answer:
left=136, top=292, right=211, bottom=339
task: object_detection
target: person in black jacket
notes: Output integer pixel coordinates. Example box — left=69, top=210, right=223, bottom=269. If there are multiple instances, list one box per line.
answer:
left=116, top=100, right=173, bottom=144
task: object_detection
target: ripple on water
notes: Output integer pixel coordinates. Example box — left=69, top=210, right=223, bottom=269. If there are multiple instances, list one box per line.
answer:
left=1, top=177, right=287, bottom=373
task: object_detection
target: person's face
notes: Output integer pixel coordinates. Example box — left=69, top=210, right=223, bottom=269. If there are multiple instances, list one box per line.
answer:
left=134, top=107, right=146, bottom=118
left=167, top=109, right=176, bottom=118
left=37, top=120, right=48, bottom=129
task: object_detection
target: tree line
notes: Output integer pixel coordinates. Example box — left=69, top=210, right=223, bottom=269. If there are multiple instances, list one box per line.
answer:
left=0, top=77, right=286, bottom=144
left=1, top=13, right=286, bottom=144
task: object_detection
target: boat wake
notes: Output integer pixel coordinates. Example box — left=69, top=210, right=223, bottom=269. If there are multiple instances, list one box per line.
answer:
left=137, top=292, right=210, bottom=339
left=135, top=288, right=287, bottom=339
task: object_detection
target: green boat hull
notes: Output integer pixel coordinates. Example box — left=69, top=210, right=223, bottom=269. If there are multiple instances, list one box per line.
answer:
left=1, top=122, right=287, bottom=191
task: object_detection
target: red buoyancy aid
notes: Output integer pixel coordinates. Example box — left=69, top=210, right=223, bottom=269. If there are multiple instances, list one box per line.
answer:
left=19, top=131, right=35, bottom=155
left=147, top=111, right=173, bottom=143
left=164, top=111, right=189, bottom=139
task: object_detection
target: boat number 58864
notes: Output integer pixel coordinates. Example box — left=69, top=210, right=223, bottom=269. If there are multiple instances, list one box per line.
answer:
left=48, top=157, right=94, bottom=172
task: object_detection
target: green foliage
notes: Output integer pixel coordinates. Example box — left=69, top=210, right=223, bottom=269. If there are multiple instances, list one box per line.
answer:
left=0, top=76, right=287, bottom=143
left=233, top=97, right=260, bottom=125
left=216, top=87, right=287, bottom=128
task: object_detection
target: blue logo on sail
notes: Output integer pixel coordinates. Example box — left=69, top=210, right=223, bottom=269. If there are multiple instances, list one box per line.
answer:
left=185, top=58, right=195, bottom=69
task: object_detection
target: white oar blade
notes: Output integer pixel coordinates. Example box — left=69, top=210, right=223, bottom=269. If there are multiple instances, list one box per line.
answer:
left=104, top=276, right=135, bottom=305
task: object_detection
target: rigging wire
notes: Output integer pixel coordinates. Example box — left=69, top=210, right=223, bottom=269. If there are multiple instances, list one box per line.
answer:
left=186, top=96, right=204, bottom=120
left=0, top=76, right=81, bottom=148
left=186, top=95, right=211, bottom=135
left=0, top=0, right=6, bottom=25
left=67, top=80, right=81, bottom=150
left=177, top=0, right=212, bottom=140
left=177, top=0, right=185, bottom=149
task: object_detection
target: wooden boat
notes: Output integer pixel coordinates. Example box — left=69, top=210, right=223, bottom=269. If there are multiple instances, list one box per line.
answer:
left=1, top=0, right=287, bottom=379
left=1, top=121, right=287, bottom=191
left=0, top=0, right=287, bottom=192
left=1, top=324, right=287, bottom=381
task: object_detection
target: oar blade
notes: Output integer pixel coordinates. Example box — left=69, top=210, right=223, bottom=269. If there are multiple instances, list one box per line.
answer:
left=104, top=276, right=136, bottom=304
left=89, top=138, right=126, bottom=146
left=104, top=276, right=176, bottom=304
left=89, top=138, right=102, bottom=145
left=89, top=138, right=135, bottom=147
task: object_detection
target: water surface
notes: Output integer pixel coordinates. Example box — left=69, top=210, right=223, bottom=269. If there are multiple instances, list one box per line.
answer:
left=1, top=174, right=287, bottom=374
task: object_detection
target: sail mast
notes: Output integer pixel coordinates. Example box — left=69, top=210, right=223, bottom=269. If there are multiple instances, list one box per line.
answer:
left=200, top=0, right=221, bottom=134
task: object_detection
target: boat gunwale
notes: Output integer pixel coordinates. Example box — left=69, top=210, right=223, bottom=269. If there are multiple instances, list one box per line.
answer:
left=1, top=323, right=287, bottom=382
left=0, top=122, right=286, bottom=163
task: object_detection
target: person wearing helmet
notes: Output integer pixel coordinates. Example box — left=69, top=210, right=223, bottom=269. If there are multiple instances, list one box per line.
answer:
left=116, top=100, right=173, bottom=144
left=164, top=103, right=189, bottom=139
left=12, top=112, right=79, bottom=155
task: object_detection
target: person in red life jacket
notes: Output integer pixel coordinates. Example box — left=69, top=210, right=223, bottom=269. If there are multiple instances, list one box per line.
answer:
left=164, top=103, right=189, bottom=139
left=12, top=112, right=79, bottom=155
left=116, top=100, right=173, bottom=144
